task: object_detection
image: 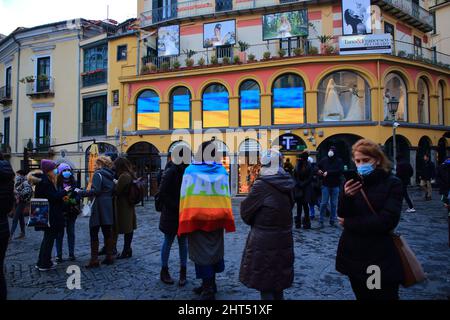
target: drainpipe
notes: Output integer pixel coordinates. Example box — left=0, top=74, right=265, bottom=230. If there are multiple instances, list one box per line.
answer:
left=136, top=32, right=141, bottom=76
left=77, top=28, right=82, bottom=144
left=12, top=35, right=20, bottom=154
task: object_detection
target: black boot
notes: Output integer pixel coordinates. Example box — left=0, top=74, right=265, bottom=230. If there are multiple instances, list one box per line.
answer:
left=199, top=278, right=216, bottom=300
left=160, top=267, right=174, bottom=285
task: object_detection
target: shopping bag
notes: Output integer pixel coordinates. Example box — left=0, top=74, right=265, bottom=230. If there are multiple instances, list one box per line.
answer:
left=27, top=199, right=50, bottom=228
left=82, top=199, right=95, bottom=217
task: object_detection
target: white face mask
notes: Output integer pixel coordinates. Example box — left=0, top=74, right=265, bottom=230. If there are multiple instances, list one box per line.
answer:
left=328, top=151, right=334, bottom=158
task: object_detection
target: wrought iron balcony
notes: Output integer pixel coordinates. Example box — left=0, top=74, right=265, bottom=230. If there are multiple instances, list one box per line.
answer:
left=0, top=86, right=12, bottom=105
left=81, top=69, right=108, bottom=88
left=23, top=137, right=56, bottom=153
left=26, top=77, right=55, bottom=98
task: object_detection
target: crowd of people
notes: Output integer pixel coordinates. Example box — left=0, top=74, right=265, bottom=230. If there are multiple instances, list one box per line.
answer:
left=0, top=137, right=449, bottom=301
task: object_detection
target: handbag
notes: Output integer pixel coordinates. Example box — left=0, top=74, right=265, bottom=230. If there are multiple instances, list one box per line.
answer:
left=360, top=189, right=426, bottom=288
left=27, top=198, right=50, bottom=229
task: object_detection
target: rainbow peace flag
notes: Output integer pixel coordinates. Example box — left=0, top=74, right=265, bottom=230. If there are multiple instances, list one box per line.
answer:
left=178, top=162, right=236, bottom=236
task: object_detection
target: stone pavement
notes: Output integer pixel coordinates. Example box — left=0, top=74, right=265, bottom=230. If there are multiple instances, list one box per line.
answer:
left=4, top=187, right=450, bottom=300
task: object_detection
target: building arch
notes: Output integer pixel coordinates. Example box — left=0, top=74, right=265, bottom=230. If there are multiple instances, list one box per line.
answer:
left=197, top=78, right=233, bottom=99
left=234, top=75, right=266, bottom=95
left=381, top=66, right=415, bottom=91
left=384, top=135, right=412, bottom=163
left=316, top=134, right=364, bottom=169
left=267, top=68, right=311, bottom=91
left=164, top=82, right=196, bottom=102
left=312, top=65, right=377, bottom=90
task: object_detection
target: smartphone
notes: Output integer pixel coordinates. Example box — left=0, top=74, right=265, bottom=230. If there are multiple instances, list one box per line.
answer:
left=343, top=170, right=363, bottom=183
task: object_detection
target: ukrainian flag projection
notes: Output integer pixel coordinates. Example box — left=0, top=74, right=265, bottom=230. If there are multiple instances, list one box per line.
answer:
left=172, top=93, right=191, bottom=129
left=137, top=90, right=160, bottom=130
left=240, top=89, right=260, bottom=126
left=203, top=85, right=229, bottom=128
left=273, top=87, right=305, bottom=125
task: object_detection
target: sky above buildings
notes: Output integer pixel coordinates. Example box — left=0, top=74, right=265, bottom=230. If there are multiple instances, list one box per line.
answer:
left=0, top=0, right=136, bottom=36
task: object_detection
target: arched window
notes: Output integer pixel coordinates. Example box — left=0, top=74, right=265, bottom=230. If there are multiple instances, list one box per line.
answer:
left=318, top=71, right=371, bottom=122
left=136, top=90, right=160, bottom=130
left=202, top=83, right=229, bottom=128
left=384, top=73, right=408, bottom=121
left=170, top=87, right=191, bottom=129
left=418, top=77, right=430, bottom=124
left=438, top=81, right=445, bottom=126
left=272, top=74, right=305, bottom=125
left=239, top=80, right=260, bottom=126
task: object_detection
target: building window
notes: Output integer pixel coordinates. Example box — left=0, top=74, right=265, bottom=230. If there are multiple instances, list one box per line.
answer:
left=216, top=0, right=232, bottom=12
left=438, top=81, right=445, bottom=126
left=137, top=90, right=160, bottom=130
left=272, top=74, right=305, bottom=125
left=170, top=87, right=191, bottom=129
left=216, top=45, right=233, bottom=59
left=37, top=57, right=51, bottom=92
left=414, top=36, right=422, bottom=57
left=384, top=73, right=408, bottom=121
left=84, top=45, right=108, bottom=72
left=153, top=0, right=177, bottom=22
left=83, top=96, right=107, bottom=136
left=112, top=90, right=119, bottom=106
left=117, top=45, right=128, bottom=61
left=2, top=117, right=10, bottom=149
left=318, top=71, right=370, bottom=122
left=384, top=22, right=395, bottom=53
left=5, top=66, right=12, bottom=98
left=202, top=83, right=229, bottom=128
left=239, top=80, right=260, bottom=127
left=35, top=112, right=51, bottom=149
left=418, top=77, right=430, bottom=124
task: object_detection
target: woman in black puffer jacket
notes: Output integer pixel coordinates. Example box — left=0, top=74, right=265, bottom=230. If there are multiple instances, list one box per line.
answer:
left=336, top=139, right=404, bottom=300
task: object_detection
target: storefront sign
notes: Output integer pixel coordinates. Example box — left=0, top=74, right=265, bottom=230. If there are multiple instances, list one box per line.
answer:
left=339, top=34, right=392, bottom=55
left=277, top=134, right=306, bottom=152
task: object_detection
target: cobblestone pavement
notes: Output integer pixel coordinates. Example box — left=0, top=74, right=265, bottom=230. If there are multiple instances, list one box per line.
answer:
left=4, top=188, right=450, bottom=300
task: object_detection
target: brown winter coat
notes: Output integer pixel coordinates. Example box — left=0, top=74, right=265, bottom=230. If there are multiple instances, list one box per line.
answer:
left=114, top=172, right=136, bottom=234
left=239, top=170, right=296, bottom=292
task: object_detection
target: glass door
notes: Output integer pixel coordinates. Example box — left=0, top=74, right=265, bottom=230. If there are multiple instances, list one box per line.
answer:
left=5, top=67, right=12, bottom=97
left=36, top=112, right=51, bottom=150
left=37, top=57, right=51, bottom=92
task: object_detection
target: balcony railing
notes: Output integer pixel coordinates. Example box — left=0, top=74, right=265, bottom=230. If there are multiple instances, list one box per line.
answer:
left=26, top=77, right=55, bottom=97
left=82, top=69, right=108, bottom=88
left=0, top=86, right=12, bottom=105
left=23, top=137, right=56, bottom=153
left=140, top=38, right=450, bottom=74
left=81, top=121, right=107, bottom=137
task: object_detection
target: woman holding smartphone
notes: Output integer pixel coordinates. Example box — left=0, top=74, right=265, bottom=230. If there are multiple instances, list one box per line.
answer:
left=336, top=139, right=404, bottom=300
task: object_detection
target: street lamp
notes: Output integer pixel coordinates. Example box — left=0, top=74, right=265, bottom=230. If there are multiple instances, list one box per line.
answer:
left=388, top=97, right=400, bottom=174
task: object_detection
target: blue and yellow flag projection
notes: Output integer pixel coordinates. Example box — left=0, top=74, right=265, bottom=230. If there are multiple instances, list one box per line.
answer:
left=203, top=90, right=229, bottom=128
left=137, top=90, right=160, bottom=130
left=240, top=89, right=260, bottom=126
left=172, top=93, right=191, bottom=129
left=273, top=87, right=304, bottom=125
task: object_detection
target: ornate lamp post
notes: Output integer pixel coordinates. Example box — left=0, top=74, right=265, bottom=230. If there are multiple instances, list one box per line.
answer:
left=388, top=97, right=400, bottom=174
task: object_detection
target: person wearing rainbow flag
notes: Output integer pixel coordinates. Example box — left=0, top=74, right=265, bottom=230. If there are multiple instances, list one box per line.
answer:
left=178, top=140, right=236, bottom=300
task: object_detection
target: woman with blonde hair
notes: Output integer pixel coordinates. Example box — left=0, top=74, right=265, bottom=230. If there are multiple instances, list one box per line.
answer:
left=76, top=156, right=116, bottom=268
left=336, top=139, right=404, bottom=300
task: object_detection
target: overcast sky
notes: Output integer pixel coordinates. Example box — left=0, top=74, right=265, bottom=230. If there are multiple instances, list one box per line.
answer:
left=0, top=0, right=137, bottom=36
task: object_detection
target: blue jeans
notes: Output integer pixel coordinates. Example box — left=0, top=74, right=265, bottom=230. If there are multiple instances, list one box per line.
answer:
left=161, top=233, right=187, bottom=268
left=55, top=215, right=76, bottom=257
left=11, top=202, right=26, bottom=237
left=319, top=186, right=340, bottom=224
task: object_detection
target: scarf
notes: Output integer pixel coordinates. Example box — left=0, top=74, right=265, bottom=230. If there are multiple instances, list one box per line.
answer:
left=178, top=162, right=235, bottom=236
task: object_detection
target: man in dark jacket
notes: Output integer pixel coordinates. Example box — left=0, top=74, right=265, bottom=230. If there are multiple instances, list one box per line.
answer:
left=317, top=146, right=343, bottom=227
left=419, top=153, right=435, bottom=201
left=436, top=157, right=450, bottom=247
left=0, top=153, right=14, bottom=300
left=395, top=155, right=415, bottom=213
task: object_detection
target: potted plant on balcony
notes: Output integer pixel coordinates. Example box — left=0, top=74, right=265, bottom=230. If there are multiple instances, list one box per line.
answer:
left=211, top=55, right=219, bottom=65
left=293, top=47, right=304, bottom=57
left=198, top=57, right=206, bottom=67
left=222, top=56, right=231, bottom=65
left=308, top=46, right=319, bottom=55
left=318, top=35, right=333, bottom=54
left=263, top=51, right=271, bottom=60
left=140, top=65, right=150, bottom=75
left=173, top=59, right=181, bottom=69
left=277, top=48, right=286, bottom=58
left=183, top=49, right=197, bottom=69
left=233, top=55, right=241, bottom=65
left=237, top=41, right=250, bottom=63
left=19, top=76, right=35, bottom=84
left=160, top=62, right=170, bottom=72
left=324, top=44, right=336, bottom=55
left=248, top=53, right=256, bottom=63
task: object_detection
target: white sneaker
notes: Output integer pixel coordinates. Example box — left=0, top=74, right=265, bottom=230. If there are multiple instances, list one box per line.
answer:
left=406, top=208, right=416, bottom=213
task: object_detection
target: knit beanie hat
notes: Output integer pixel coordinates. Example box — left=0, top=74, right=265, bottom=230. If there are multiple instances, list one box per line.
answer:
left=57, top=163, right=72, bottom=174
left=41, top=159, right=56, bottom=173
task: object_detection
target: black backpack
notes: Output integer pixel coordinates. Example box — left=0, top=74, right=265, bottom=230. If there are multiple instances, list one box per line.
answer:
left=128, top=177, right=145, bottom=206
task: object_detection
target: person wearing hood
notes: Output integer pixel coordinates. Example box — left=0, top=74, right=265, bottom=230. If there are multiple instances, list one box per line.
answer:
left=10, top=170, right=33, bottom=240
left=318, top=146, right=344, bottom=228
left=28, top=160, right=69, bottom=271
left=336, top=139, right=404, bottom=300
left=293, top=151, right=313, bottom=229
left=55, top=163, right=80, bottom=262
left=75, top=156, right=115, bottom=268
left=178, top=140, right=236, bottom=300
left=239, top=148, right=295, bottom=300
left=0, top=152, right=14, bottom=300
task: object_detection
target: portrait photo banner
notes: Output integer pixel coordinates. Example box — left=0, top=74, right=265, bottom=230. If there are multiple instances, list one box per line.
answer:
left=262, top=10, right=309, bottom=41
left=158, top=25, right=180, bottom=57
left=203, top=20, right=236, bottom=48
left=342, top=0, right=372, bottom=35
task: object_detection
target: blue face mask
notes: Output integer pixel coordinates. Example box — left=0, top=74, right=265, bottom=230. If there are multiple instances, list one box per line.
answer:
left=357, top=163, right=375, bottom=176
left=53, top=169, right=58, bottom=175
left=62, top=171, right=72, bottom=179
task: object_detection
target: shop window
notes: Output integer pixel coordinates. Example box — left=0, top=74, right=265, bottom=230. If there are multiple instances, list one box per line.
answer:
left=384, top=73, right=408, bottom=121
left=272, top=74, right=305, bottom=125
left=417, top=77, right=430, bottom=124
left=137, top=90, right=160, bottom=130
left=202, top=84, right=229, bottom=128
left=239, top=80, right=260, bottom=127
left=170, top=87, right=191, bottom=129
left=318, top=71, right=371, bottom=122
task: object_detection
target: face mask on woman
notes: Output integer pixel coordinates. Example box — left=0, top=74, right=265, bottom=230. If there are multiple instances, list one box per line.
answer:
left=62, top=171, right=72, bottom=179
left=53, top=168, right=59, bottom=176
left=328, top=151, right=334, bottom=158
left=357, top=163, right=375, bottom=176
